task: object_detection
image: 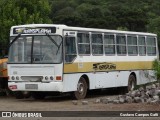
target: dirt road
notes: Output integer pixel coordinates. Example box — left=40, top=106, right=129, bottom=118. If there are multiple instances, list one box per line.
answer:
left=0, top=91, right=160, bottom=120
left=0, top=95, right=160, bottom=111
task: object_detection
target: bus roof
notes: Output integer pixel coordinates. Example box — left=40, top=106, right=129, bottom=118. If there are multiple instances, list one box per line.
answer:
left=11, top=24, right=157, bottom=36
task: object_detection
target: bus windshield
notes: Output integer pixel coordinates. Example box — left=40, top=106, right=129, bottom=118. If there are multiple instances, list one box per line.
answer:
left=8, top=35, right=62, bottom=63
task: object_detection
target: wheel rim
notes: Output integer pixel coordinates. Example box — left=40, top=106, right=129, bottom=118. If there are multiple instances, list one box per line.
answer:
left=73, top=77, right=87, bottom=99
left=131, top=81, right=134, bottom=91
left=77, top=82, right=84, bottom=95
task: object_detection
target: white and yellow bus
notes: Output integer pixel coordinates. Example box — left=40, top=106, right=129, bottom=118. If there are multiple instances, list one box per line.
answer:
left=8, top=24, right=158, bottom=99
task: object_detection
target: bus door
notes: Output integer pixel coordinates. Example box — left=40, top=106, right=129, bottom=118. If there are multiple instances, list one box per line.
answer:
left=64, top=31, right=77, bottom=63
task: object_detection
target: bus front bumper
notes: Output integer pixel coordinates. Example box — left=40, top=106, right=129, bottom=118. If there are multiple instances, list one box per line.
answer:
left=8, top=82, right=63, bottom=92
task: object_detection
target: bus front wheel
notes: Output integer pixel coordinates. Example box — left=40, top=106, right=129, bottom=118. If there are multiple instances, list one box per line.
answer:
left=72, top=77, right=88, bottom=100
left=31, top=92, right=46, bottom=100
left=128, top=74, right=136, bottom=91
left=14, top=91, right=24, bottom=99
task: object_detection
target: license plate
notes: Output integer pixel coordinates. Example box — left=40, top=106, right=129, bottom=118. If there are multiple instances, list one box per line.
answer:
left=25, top=84, right=38, bottom=89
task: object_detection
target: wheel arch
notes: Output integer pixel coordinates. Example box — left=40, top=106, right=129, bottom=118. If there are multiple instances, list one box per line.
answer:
left=81, top=74, right=90, bottom=89
left=130, top=72, right=137, bottom=85
left=127, top=72, right=137, bottom=91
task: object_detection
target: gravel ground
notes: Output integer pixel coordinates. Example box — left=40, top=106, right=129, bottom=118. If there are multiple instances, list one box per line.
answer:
left=0, top=90, right=160, bottom=120
left=0, top=95, right=160, bottom=111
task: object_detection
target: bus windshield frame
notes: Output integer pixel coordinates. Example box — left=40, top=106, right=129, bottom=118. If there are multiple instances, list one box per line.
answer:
left=8, top=35, right=63, bottom=64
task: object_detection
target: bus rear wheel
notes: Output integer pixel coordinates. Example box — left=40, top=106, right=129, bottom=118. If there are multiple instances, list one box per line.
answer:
left=72, top=77, right=88, bottom=100
left=128, top=74, right=136, bottom=91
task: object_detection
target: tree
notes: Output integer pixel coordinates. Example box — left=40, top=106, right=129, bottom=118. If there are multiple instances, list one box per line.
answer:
left=153, top=59, right=160, bottom=82
left=0, top=0, right=52, bottom=56
left=1, top=0, right=160, bottom=56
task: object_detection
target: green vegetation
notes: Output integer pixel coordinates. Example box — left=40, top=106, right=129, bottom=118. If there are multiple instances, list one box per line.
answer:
left=1, top=0, right=160, bottom=55
left=133, top=59, right=160, bottom=90
left=153, top=59, right=160, bottom=82
left=0, top=0, right=51, bottom=55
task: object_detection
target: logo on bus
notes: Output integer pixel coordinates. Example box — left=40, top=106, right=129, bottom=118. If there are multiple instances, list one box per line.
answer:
left=13, top=27, right=56, bottom=34
left=93, top=62, right=116, bottom=71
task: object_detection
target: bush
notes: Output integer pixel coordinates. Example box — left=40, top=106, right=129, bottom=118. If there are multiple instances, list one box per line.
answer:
left=152, top=59, right=160, bottom=82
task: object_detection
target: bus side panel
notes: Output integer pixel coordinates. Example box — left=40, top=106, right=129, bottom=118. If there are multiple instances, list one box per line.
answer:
left=86, top=72, right=117, bottom=89
left=62, top=73, right=101, bottom=92
left=62, top=70, right=156, bottom=92
left=91, top=71, right=130, bottom=88
left=62, top=72, right=127, bottom=92
left=113, top=70, right=156, bottom=87
left=62, top=73, right=84, bottom=92
left=62, top=73, right=116, bottom=92
left=137, top=70, right=156, bottom=85
left=93, top=72, right=116, bottom=89
left=107, top=71, right=129, bottom=87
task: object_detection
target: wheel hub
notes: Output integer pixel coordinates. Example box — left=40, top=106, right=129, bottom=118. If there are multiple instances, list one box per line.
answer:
left=77, top=82, right=84, bottom=95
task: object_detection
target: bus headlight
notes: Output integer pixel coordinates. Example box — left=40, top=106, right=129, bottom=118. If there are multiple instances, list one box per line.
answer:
left=50, top=76, right=53, bottom=80
left=45, top=76, right=48, bottom=80
left=16, top=76, right=19, bottom=80
left=11, top=76, right=15, bottom=80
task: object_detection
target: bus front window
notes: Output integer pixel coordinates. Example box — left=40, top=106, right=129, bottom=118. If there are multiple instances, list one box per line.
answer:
left=9, top=36, right=32, bottom=63
left=8, top=35, right=62, bottom=63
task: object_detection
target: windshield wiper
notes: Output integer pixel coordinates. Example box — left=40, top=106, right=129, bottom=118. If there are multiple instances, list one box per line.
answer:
left=46, top=33, right=62, bottom=55
left=9, top=33, right=21, bottom=47
left=46, top=33, right=59, bottom=48
left=56, top=41, right=62, bottom=55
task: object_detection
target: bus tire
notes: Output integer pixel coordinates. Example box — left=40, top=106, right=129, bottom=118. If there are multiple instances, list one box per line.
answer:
left=128, top=74, right=136, bottom=91
left=14, top=91, right=24, bottom=99
left=23, top=91, right=31, bottom=98
left=31, top=92, right=46, bottom=100
left=0, top=77, right=8, bottom=89
left=72, top=77, right=88, bottom=100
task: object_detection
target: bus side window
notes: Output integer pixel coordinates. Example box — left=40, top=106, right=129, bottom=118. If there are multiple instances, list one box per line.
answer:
left=104, top=34, right=115, bottom=55
left=138, top=36, right=146, bottom=56
left=77, top=33, right=90, bottom=55
left=92, top=34, right=103, bottom=55
left=127, top=36, right=138, bottom=55
left=146, top=37, right=156, bottom=56
left=65, top=37, right=77, bottom=63
left=116, top=35, right=126, bottom=55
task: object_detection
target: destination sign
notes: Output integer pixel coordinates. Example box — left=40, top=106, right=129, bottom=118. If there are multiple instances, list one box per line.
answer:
left=13, top=27, right=56, bottom=34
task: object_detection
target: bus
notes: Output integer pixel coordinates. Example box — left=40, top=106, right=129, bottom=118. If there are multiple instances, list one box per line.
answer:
left=0, top=56, right=8, bottom=91
left=7, top=24, right=158, bottom=99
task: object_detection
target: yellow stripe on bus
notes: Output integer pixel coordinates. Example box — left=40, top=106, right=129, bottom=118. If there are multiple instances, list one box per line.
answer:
left=63, top=61, right=153, bottom=73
